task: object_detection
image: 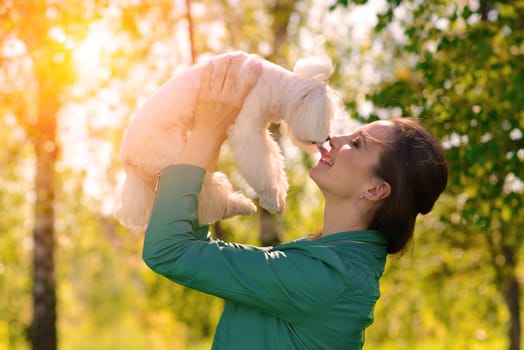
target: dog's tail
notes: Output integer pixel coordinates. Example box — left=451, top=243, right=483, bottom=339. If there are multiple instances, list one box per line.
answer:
left=292, top=56, right=334, bottom=81
left=114, top=170, right=156, bottom=229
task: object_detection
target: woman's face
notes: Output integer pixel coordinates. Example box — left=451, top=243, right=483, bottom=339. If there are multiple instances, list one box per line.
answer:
left=309, top=120, right=395, bottom=200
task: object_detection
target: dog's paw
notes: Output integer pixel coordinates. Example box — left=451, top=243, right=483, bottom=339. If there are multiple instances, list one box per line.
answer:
left=228, top=198, right=257, bottom=217
left=198, top=191, right=257, bottom=225
left=259, top=190, right=286, bottom=214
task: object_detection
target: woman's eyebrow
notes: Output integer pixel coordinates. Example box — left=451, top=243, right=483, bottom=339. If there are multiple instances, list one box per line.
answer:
left=360, top=130, right=386, bottom=147
left=358, top=131, right=369, bottom=148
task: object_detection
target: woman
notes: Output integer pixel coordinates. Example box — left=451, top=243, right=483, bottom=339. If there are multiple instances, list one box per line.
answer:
left=142, top=53, right=448, bottom=349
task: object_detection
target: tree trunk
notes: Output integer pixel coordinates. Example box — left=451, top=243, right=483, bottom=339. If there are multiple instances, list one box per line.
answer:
left=479, top=0, right=491, bottom=21
left=30, top=97, right=59, bottom=350
left=185, top=0, right=195, bottom=64
left=270, top=0, right=297, bottom=61
left=259, top=208, right=283, bottom=246
left=503, top=246, right=521, bottom=350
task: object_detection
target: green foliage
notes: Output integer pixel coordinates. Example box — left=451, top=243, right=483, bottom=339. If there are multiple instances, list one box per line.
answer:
left=368, top=1, right=524, bottom=236
left=330, top=0, right=370, bottom=11
left=331, top=0, right=523, bottom=348
left=367, top=205, right=511, bottom=349
left=0, top=114, right=33, bottom=349
left=341, top=0, right=523, bottom=348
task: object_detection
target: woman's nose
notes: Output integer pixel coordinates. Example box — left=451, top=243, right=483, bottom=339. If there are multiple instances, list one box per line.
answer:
left=329, top=136, right=344, bottom=150
left=317, top=137, right=332, bottom=155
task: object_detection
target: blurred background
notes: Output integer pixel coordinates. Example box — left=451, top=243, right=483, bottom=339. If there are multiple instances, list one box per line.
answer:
left=0, top=0, right=522, bottom=349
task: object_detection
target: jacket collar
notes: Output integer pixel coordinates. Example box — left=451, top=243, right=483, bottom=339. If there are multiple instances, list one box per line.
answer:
left=312, top=230, right=388, bottom=247
left=278, top=230, right=388, bottom=250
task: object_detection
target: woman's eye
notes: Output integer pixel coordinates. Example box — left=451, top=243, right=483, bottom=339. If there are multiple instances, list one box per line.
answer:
left=350, top=138, right=360, bottom=148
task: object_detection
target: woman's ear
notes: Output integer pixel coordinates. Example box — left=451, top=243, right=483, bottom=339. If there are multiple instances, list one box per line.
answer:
left=363, top=180, right=391, bottom=201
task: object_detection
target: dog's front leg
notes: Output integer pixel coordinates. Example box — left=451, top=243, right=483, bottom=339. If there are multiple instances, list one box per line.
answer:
left=197, top=172, right=257, bottom=225
left=228, top=123, right=288, bottom=214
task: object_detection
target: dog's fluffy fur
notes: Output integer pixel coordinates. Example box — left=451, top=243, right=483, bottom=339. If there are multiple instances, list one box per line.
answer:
left=115, top=52, right=342, bottom=228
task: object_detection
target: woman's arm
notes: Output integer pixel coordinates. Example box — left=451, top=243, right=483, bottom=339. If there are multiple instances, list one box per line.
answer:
left=144, top=164, right=345, bottom=322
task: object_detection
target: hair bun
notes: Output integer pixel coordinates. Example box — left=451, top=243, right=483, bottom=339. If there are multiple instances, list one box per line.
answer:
left=412, top=146, right=448, bottom=216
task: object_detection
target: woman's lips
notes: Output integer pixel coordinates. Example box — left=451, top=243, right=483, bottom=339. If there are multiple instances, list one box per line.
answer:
left=317, top=143, right=333, bottom=166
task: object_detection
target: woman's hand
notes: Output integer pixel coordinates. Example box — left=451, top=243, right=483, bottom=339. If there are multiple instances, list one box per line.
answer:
left=177, top=53, right=262, bottom=170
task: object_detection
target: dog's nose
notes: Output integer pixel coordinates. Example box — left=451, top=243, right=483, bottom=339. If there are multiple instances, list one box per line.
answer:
left=313, top=136, right=331, bottom=154
left=311, top=136, right=330, bottom=146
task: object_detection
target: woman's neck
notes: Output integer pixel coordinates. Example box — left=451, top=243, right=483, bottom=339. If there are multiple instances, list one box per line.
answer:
left=321, top=198, right=370, bottom=236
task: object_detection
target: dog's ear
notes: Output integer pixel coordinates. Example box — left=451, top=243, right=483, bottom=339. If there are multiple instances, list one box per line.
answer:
left=284, top=55, right=343, bottom=144
left=293, top=56, right=334, bottom=81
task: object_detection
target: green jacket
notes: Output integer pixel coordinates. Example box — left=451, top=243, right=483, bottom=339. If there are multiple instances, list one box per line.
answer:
left=143, top=164, right=388, bottom=350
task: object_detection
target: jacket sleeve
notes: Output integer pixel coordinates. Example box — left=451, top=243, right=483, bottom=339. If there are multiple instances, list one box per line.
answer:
left=143, top=164, right=345, bottom=322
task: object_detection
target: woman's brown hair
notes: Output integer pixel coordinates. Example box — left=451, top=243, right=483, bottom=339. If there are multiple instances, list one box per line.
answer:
left=370, top=118, right=448, bottom=254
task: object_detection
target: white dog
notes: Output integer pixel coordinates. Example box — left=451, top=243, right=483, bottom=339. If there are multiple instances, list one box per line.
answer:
left=115, top=52, right=342, bottom=228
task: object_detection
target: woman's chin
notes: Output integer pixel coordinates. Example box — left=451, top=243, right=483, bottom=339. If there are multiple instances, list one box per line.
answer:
left=309, top=161, right=328, bottom=182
